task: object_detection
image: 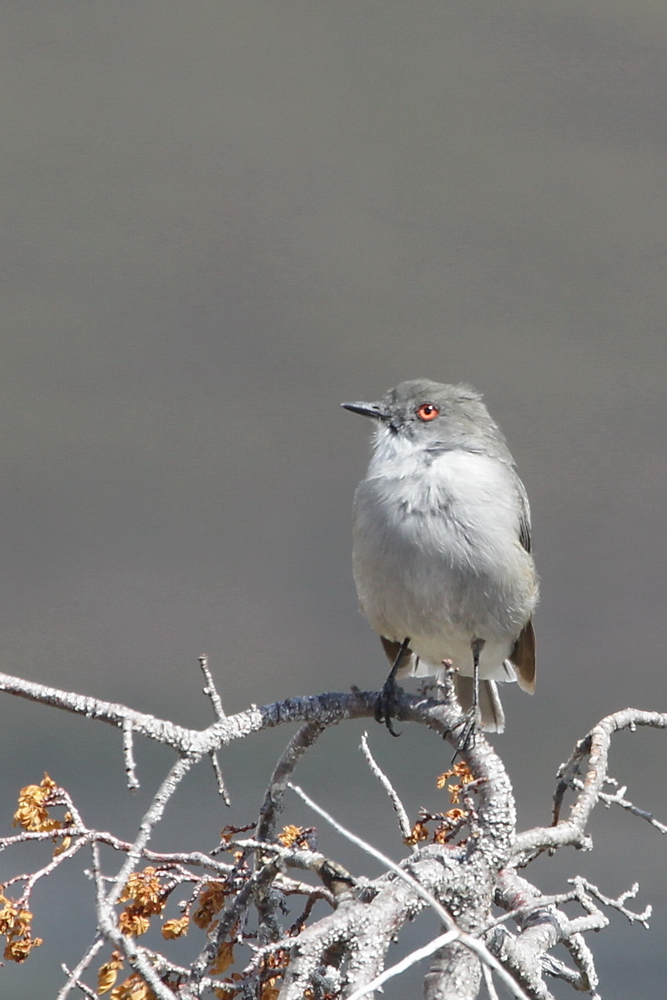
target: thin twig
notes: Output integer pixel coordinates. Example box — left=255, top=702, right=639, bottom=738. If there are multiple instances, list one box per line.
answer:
left=288, top=781, right=455, bottom=929
left=236, top=838, right=355, bottom=891
left=560, top=931, right=599, bottom=993
left=56, top=935, right=105, bottom=1000
left=188, top=855, right=281, bottom=984
left=60, top=966, right=100, bottom=999
left=514, top=709, right=667, bottom=859
left=209, top=751, right=230, bottom=805
left=15, top=835, right=90, bottom=907
left=0, top=827, right=233, bottom=877
left=256, top=720, right=328, bottom=845
left=199, top=654, right=226, bottom=721
left=570, top=876, right=651, bottom=927
left=359, top=731, right=411, bottom=840
left=106, top=755, right=196, bottom=905
left=482, top=964, right=500, bottom=1000
left=122, top=719, right=140, bottom=790
left=597, top=777, right=667, bottom=834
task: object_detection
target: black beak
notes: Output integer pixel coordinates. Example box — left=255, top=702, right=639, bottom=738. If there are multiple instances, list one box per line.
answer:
left=341, top=400, right=387, bottom=420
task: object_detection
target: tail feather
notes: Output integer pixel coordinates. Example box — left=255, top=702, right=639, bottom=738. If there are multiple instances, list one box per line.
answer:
left=455, top=676, right=506, bottom=733
left=510, top=619, right=536, bottom=693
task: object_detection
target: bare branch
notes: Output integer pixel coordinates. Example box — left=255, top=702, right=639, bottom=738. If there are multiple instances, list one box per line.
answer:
left=56, top=936, right=105, bottom=1000
left=106, top=755, right=196, bottom=905
left=1, top=665, right=665, bottom=1000
left=345, top=928, right=460, bottom=1000
left=559, top=932, right=599, bottom=994
left=288, top=781, right=456, bottom=928
left=198, top=654, right=226, bottom=721
left=256, top=721, right=328, bottom=845
left=482, top=964, right=500, bottom=1000
left=596, top=777, right=667, bottom=834
left=570, top=876, right=651, bottom=927
left=209, top=751, right=231, bottom=805
left=122, top=719, right=140, bottom=791
left=359, top=731, right=412, bottom=840
left=289, top=782, right=531, bottom=1000
left=60, top=965, right=100, bottom=999
left=513, top=708, right=667, bottom=860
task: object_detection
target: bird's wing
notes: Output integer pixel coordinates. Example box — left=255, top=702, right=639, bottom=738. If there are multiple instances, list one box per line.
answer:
left=514, top=475, right=532, bottom=553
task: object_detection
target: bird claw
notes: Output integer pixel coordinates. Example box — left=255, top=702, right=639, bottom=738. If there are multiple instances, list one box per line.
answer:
left=451, top=708, right=479, bottom=760
left=375, top=676, right=402, bottom=737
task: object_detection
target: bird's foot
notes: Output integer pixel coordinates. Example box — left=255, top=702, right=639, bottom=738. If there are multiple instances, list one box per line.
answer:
left=375, top=675, right=403, bottom=737
left=452, top=707, right=479, bottom=760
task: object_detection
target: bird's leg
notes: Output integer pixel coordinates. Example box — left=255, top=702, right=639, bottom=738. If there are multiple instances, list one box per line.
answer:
left=472, top=637, right=483, bottom=715
left=454, top=638, right=485, bottom=757
left=375, top=636, right=410, bottom=737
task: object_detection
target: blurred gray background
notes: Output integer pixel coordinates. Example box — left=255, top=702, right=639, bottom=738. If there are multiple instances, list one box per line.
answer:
left=1, top=1, right=666, bottom=996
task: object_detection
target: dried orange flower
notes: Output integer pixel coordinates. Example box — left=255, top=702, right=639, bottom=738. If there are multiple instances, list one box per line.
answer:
left=219, top=826, right=237, bottom=851
left=436, top=762, right=474, bottom=789
left=4, top=933, right=43, bottom=963
left=13, top=774, right=62, bottom=832
left=0, top=894, right=18, bottom=936
left=404, top=820, right=430, bottom=846
left=277, top=824, right=301, bottom=847
left=433, top=809, right=468, bottom=843
left=161, top=916, right=189, bottom=940
left=214, top=987, right=239, bottom=999
left=277, top=825, right=311, bottom=848
left=436, top=762, right=475, bottom=804
left=446, top=807, right=467, bottom=822
left=98, top=951, right=124, bottom=994
left=210, top=940, right=235, bottom=975
left=0, top=897, right=42, bottom=963
left=54, top=835, right=72, bottom=857
left=254, top=948, right=289, bottom=997
left=118, top=907, right=150, bottom=937
left=110, top=972, right=156, bottom=1000
left=119, top=868, right=164, bottom=915
left=193, top=881, right=229, bottom=929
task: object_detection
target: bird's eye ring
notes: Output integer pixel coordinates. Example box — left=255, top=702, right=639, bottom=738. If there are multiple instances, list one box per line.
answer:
left=416, top=403, right=440, bottom=422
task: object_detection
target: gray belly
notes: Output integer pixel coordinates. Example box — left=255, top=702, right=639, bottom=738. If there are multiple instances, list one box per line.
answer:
left=352, top=481, right=536, bottom=649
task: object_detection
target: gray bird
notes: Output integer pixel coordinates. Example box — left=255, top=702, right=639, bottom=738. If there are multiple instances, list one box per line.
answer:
left=342, top=379, right=538, bottom=735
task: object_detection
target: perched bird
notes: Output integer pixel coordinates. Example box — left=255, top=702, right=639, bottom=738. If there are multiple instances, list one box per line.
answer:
left=343, top=379, right=538, bottom=735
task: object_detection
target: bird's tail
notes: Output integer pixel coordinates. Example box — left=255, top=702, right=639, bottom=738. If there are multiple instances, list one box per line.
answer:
left=454, top=676, right=506, bottom=733
left=390, top=644, right=507, bottom=732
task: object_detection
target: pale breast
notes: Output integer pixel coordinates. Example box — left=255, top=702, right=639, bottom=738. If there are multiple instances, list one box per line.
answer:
left=352, top=450, right=538, bottom=647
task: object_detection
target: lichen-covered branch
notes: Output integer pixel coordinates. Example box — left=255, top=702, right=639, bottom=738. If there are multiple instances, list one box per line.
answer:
left=0, top=666, right=665, bottom=999
left=513, top=708, right=667, bottom=862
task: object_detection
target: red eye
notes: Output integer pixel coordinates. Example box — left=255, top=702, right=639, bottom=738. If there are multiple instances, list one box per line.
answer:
left=416, top=403, right=439, bottom=422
